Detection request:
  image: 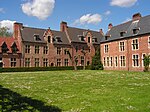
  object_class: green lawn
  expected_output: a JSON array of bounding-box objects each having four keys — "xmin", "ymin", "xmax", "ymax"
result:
[{"xmin": 0, "ymin": 70, "xmax": 150, "ymax": 112}]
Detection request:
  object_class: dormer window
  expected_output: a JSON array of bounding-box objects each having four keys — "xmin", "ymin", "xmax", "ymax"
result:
[
  {"xmin": 11, "ymin": 42, "xmax": 18, "ymax": 54},
  {"xmin": 120, "ymin": 31, "xmax": 126, "ymax": 37},
  {"xmin": 34, "ymin": 34, "xmax": 41, "ymax": 41},
  {"xmin": 78, "ymin": 35, "xmax": 85, "ymax": 41},
  {"xmin": 56, "ymin": 37, "xmax": 62, "ymax": 42},
  {"xmin": 92, "ymin": 38, "xmax": 97, "ymax": 43},
  {"xmin": 1, "ymin": 42, "xmax": 9, "ymax": 53},
  {"xmin": 105, "ymin": 35, "xmax": 110, "ymax": 40},
  {"xmin": 133, "ymin": 28, "xmax": 139, "ymax": 35}
]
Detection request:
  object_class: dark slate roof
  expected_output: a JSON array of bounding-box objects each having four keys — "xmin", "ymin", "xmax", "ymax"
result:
[
  {"xmin": 21, "ymin": 27, "xmax": 46, "ymax": 43},
  {"xmin": 101, "ymin": 15, "xmax": 150, "ymax": 42},
  {"xmin": 51, "ymin": 30, "xmax": 70, "ymax": 45},
  {"xmin": 67, "ymin": 27, "xmax": 103, "ymax": 44},
  {"xmin": 20, "ymin": 26, "xmax": 70, "ymax": 44}
]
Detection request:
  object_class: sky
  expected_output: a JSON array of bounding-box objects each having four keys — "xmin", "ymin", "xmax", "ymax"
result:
[{"xmin": 0, "ymin": 0, "xmax": 150, "ymax": 33}]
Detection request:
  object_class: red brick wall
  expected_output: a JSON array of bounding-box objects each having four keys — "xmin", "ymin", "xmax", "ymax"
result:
[{"xmin": 101, "ymin": 35, "xmax": 150, "ymax": 71}]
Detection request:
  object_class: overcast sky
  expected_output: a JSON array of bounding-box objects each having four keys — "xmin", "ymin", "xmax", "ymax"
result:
[{"xmin": 0, "ymin": 0, "xmax": 149, "ymax": 33}]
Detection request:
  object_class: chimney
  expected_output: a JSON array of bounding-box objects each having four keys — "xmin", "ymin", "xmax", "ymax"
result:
[
  {"xmin": 99, "ymin": 29, "xmax": 104, "ymax": 35},
  {"xmin": 13, "ymin": 22, "xmax": 23, "ymax": 40},
  {"xmin": 132, "ymin": 13, "xmax": 142, "ymax": 21},
  {"xmin": 108, "ymin": 23, "xmax": 113, "ymax": 30},
  {"xmin": 60, "ymin": 21, "xmax": 67, "ymax": 32}
]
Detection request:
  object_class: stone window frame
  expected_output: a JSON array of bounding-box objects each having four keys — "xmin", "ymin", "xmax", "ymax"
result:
[
  {"xmin": 120, "ymin": 55, "xmax": 126, "ymax": 67},
  {"xmin": 132, "ymin": 38, "xmax": 139, "ymax": 50},
  {"xmin": 25, "ymin": 58, "xmax": 30, "ymax": 67},
  {"xmin": 132, "ymin": 54, "xmax": 140, "ymax": 67},
  {"xmin": 104, "ymin": 44, "xmax": 109, "ymax": 53},
  {"xmin": 10, "ymin": 58, "xmax": 16, "ymax": 67},
  {"xmin": 119, "ymin": 41, "xmax": 125, "ymax": 52}
]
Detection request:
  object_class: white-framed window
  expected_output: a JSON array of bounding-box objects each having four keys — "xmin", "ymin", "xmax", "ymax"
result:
[
  {"xmin": 57, "ymin": 47, "xmax": 61, "ymax": 55},
  {"xmin": 119, "ymin": 41, "xmax": 125, "ymax": 52},
  {"xmin": 35, "ymin": 58, "xmax": 39, "ymax": 67},
  {"xmin": 120, "ymin": 56, "xmax": 126, "ymax": 67},
  {"xmin": 57, "ymin": 59, "xmax": 61, "ymax": 66},
  {"xmin": 132, "ymin": 39, "xmax": 139, "ymax": 50},
  {"xmin": 110, "ymin": 57, "xmax": 113, "ymax": 67},
  {"xmin": 64, "ymin": 59, "xmax": 69, "ymax": 66},
  {"xmin": 104, "ymin": 44, "xmax": 109, "ymax": 53},
  {"xmin": 148, "ymin": 36, "xmax": 150, "ymax": 48},
  {"xmin": 132, "ymin": 54, "xmax": 139, "ymax": 67},
  {"xmin": 103, "ymin": 57, "xmax": 106, "ymax": 66},
  {"xmin": 107, "ymin": 57, "xmax": 109, "ymax": 66},
  {"xmin": 35, "ymin": 46, "xmax": 40, "ymax": 54},
  {"xmin": 43, "ymin": 58, "xmax": 48, "ymax": 67},
  {"xmin": 25, "ymin": 58, "xmax": 30, "ymax": 67},
  {"xmin": 81, "ymin": 56, "xmax": 84, "ymax": 66},
  {"xmin": 142, "ymin": 53, "xmax": 146, "ymax": 67},
  {"xmin": 43, "ymin": 46, "xmax": 48, "ymax": 54},
  {"xmin": 11, "ymin": 58, "xmax": 16, "ymax": 67},
  {"xmin": 114, "ymin": 56, "xmax": 118, "ymax": 67},
  {"xmin": 25, "ymin": 45, "xmax": 30, "ymax": 53}
]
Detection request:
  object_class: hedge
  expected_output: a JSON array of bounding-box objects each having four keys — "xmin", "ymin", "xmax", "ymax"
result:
[{"xmin": 0, "ymin": 66, "xmax": 90, "ymax": 73}]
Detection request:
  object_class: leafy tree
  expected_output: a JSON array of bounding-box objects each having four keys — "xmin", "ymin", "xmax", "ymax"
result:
[
  {"xmin": 64, "ymin": 49, "xmax": 78, "ymax": 70},
  {"xmin": 144, "ymin": 55, "xmax": 150, "ymax": 72},
  {"xmin": 0, "ymin": 27, "xmax": 12, "ymax": 37},
  {"xmin": 91, "ymin": 48, "xmax": 103, "ymax": 70}
]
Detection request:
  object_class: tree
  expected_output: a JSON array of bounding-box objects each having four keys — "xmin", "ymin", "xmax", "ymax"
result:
[
  {"xmin": 91, "ymin": 48, "xmax": 103, "ymax": 70},
  {"xmin": 64, "ymin": 49, "xmax": 78, "ymax": 70},
  {"xmin": 144, "ymin": 55, "xmax": 150, "ymax": 72},
  {"xmin": 81, "ymin": 49, "xmax": 87, "ymax": 70},
  {"xmin": 0, "ymin": 27, "xmax": 12, "ymax": 37}
]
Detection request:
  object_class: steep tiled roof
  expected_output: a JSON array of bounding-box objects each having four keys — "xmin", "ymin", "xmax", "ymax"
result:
[
  {"xmin": 0, "ymin": 37, "xmax": 21, "ymax": 53},
  {"xmin": 20, "ymin": 26, "xmax": 70, "ymax": 45},
  {"xmin": 20, "ymin": 27, "xmax": 46, "ymax": 43},
  {"xmin": 101, "ymin": 15, "xmax": 150, "ymax": 42},
  {"xmin": 51, "ymin": 30, "xmax": 70, "ymax": 45},
  {"xmin": 67, "ymin": 27, "xmax": 103, "ymax": 44}
]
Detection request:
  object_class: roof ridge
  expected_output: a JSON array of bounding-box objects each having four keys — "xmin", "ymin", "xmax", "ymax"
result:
[
  {"xmin": 111, "ymin": 14, "xmax": 150, "ymax": 29},
  {"xmin": 23, "ymin": 26, "xmax": 46, "ymax": 30},
  {"xmin": 68, "ymin": 26, "xmax": 99, "ymax": 33}
]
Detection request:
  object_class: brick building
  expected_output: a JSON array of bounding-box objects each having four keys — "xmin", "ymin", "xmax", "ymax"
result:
[
  {"xmin": 0, "ymin": 21, "xmax": 103, "ymax": 68},
  {"xmin": 101, "ymin": 13, "xmax": 150, "ymax": 71},
  {"xmin": 0, "ymin": 37, "xmax": 22, "ymax": 67},
  {"xmin": 0, "ymin": 13, "xmax": 149, "ymax": 71}
]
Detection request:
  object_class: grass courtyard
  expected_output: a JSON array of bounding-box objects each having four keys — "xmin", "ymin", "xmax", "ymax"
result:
[{"xmin": 0, "ymin": 70, "xmax": 150, "ymax": 112}]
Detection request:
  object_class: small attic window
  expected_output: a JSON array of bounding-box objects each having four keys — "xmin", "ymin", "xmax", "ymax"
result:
[
  {"xmin": 78, "ymin": 35, "xmax": 85, "ymax": 41},
  {"xmin": 34, "ymin": 34, "xmax": 41, "ymax": 41},
  {"xmin": 1, "ymin": 42, "xmax": 9, "ymax": 53},
  {"xmin": 55, "ymin": 37, "xmax": 62, "ymax": 42},
  {"xmin": 11, "ymin": 42, "xmax": 19, "ymax": 54},
  {"xmin": 92, "ymin": 38, "xmax": 97, "ymax": 43},
  {"xmin": 133, "ymin": 28, "xmax": 139, "ymax": 35},
  {"xmin": 120, "ymin": 31, "xmax": 126, "ymax": 37}
]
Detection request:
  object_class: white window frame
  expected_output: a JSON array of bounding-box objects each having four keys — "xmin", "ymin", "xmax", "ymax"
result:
[
  {"xmin": 132, "ymin": 54, "xmax": 140, "ymax": 67},
  {"xmin": 132, "ymin": 38, "xmax": 139, "ymax": 50},
  {"xmin": 120, "ymin": 56, "xmax": 126, "ymax": 67},
  {"xmin": 119, "ymin": 41, "xmax": 125, "ymax": 52},
  {"xmin": 104, "ymin": 44, "xmax": 109, "ymax": 53},
  {"xmin": 114, "ymin": 56, "xmax": 118, "ymax": 67},
  {"xmin": 142, "ymin": 53, "xmax": 146, "ymax": 67},
  {"xmin": 148, "ymin": 36, "xmax": 150, "ymax": 49},
  {"xmin": 110, "ymin": 57, "xmax": 113, "ymax": 67}
]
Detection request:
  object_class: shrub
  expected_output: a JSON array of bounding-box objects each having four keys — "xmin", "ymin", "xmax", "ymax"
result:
[
  {"xmin": 144, "ymin": 55, "xmax": 150, "ymax": 72},
  {"xmin": 91, "ymin": 48, "xmax": 103, "ymax": 70}
]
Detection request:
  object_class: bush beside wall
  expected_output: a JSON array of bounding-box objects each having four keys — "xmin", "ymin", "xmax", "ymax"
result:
[{"xmin": 0, "ymin": 66, "xmax": 90, "ymax": 73}]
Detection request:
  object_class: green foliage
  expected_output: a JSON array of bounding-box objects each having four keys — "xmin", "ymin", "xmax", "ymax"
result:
[
  {"xmin": 91, "ymin": 48, "xmax": 103, "ymax": 70},
  {"xmin": 144, "ymin": 55, "xmax": 150, "ymax": 72},
  {"xmin": 0, "ymin": 66, "xmax": 89, "ymax": 73},
  {"xmin": 0, "ymin": 27, "xmax": 13, "ymax": 37}
]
